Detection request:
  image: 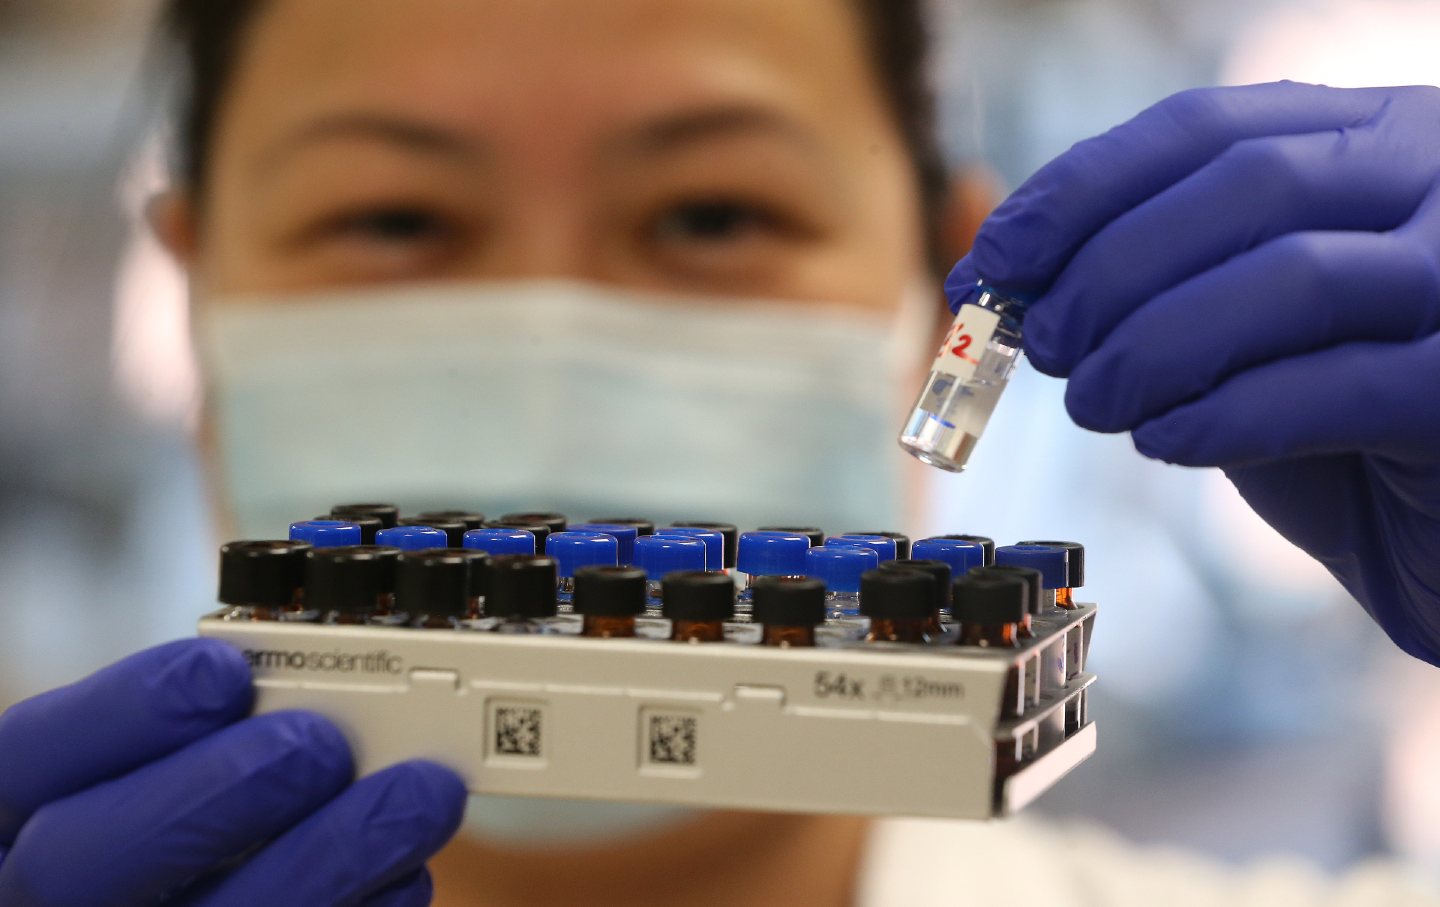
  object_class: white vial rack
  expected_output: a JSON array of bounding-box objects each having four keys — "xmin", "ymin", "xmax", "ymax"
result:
[{"xmin": 197, "ymin": 603, "xmax": 1096, "ymax": 820}]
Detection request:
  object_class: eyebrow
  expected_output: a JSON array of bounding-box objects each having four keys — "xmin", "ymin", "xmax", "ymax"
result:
[
  {"xmin": 255, "ymin": 113, "xmax": 486, "ymax": 176},
  {"xmin": 612, "ymin": 104, "xmax": 824, "ymax": 158}
]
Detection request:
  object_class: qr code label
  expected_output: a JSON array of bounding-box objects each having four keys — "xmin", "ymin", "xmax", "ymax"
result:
[
  {"xmin": 494, "ymin": 706, "xmax": 542, "ymax": 757},
  {"xmin": 647, "ymin": 714, "xmax": 698, "ymax": 766}
]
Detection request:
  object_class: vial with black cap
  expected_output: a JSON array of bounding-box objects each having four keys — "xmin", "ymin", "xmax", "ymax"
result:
[
  {"xmin": 397, "ymin": 549, "xmax": 471, "ymax": 629},
  {"xmin": 880, "ymin": 558, "xmax": 952, "ymax": 634},
  {"xmin": 671, "ymin": 521, "xmax": 739, "ymax": 570},
  {"xmin": 415, "ymin": 510, "xmax": 488, "ymax": 530},
  {"xmin": 329, "ymin": 503, "xmax": 400, "ymax": 530},
  {"xmin": 217, "ymin": 540, "xmax": 310, "ymax": 621},
  {"xmin": 573, "ymin": 565, "xmax": 647, "ymax": 638},
  {"xmin": 974, "ymin": 564, "xmax": 1043, "ymax": 638},
  {"xmin": 752, "ymin": 576, "xmax": 826, "ymax": 648},
  {"xmin": 663, "ymin": 571, "xmax": 735, "ymax": 643},
  {"xmin": 484, "ymin": 554, "xmax": 559, "ymax": 634},
  {"xmin": 306, "ymin": 545, "xmax": 403, "ymax": 625},
  {"xmin": 500, "ymin": 512, "xmax": 568, "ymax": 534},
  {"xmin": 861, "ymin": 569, "xmax": 935, "ymax": 644},
  {"xmin": 953, "ymin": 571, "xmax": 1028, "ymax": 719}
]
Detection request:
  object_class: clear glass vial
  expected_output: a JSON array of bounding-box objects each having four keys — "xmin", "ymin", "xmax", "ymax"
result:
[{"xmin": 899, "ymin": 285, "xmax": 1027, "ymax": 472}]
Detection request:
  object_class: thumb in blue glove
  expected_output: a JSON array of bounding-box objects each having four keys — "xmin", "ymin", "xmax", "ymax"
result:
[
  {"xmin": 0, "ymin": 638, "xmax": 468, "ymax": 906},
  {"xmin": 947, "ymin": 82, "xmax": 1440, "ymax": 663}
]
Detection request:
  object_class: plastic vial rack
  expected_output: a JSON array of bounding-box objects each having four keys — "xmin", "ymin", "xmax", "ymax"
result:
[{"xmin": 197, "ymin": 603, "xmax": 1096, "ymax": 819}]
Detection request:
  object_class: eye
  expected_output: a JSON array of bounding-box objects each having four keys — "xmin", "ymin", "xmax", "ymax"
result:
[
  {"xmin": 652, "ymin": 199, "xmax": 775, "ymax": 244},
  {"xmin": 332, "ymin": 205, "xmax": 454, "ymax": 243}
]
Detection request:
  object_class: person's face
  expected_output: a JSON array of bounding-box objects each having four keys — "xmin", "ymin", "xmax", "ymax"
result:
[{"xmin": 177, "ymin": 0, "xmax": 928, "ymax": 312}]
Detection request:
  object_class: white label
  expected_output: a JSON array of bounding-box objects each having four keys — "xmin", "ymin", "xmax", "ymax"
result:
[{"xmin": 930, "ymin": 304, "xmax": 1001, "ymax": 382}]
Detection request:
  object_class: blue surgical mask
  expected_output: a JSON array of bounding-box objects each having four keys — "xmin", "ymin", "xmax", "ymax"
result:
[{"xmin": 194, "ymin": 278, "xmax": 928, "ymax": 845}]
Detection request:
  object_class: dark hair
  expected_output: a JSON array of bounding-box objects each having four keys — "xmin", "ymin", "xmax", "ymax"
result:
[{"xmin": 163, "ymin": 0, "xmax": 948, "ymax": 262}]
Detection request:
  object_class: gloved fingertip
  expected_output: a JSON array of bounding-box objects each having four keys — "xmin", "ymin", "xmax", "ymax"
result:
[
  {"xmin": 1131, "ymin": 416, "xmax": 1200, "ymax": 466},
  {"xmin": 1062, "ymin": 369, "xmax": 1124, "ymax": 434},
  {"xmin": 264, "ymin": 710, "xmax": 356, "ymax": 780},
  {"xmin": 153, "ymin": 638, "xmax": 254, "ymax": 722},
  {"xmin": 373, "ymin": 761, "xmax": 469, "ymax": 843}
]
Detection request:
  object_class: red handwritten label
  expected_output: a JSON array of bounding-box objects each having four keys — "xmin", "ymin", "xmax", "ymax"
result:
[{"xmin": 931, "ymin": 305, "xmax": 1001, "ymax": 381}]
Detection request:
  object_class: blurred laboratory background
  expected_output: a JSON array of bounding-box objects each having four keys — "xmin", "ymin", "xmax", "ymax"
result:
[{"xmin": 4, "ymin": 0, "xmax": 1440, "ymax": 878}]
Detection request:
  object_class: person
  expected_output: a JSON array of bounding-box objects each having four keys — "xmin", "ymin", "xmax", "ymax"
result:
[{"xmin": 1, "ymin": 0, "xmax": 1438, "ymax": 904}]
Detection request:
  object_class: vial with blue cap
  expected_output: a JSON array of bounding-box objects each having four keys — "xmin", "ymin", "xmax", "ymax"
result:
[
  {"xmin": 1016, "ymin": 540, "xmax": 1085, "ymax": 609},
  {"xmin": 736, "ymin": 531, "xmax": 811, "ymax": 613},
  {"xmin": 659, "ymin": 527, "xmax": 727, "ymax": 574},
  {"xmin": 463, "ymin": 527, "xmax": 537, "ymax": 557},
  {"xmin": 546, "ymin": 531, "xmax": 620, "ymax": 608},
  {"xmin": 912, "ymin": 537, "xmax": 985, "ymax": 578},
  {"xmin": 899, "ymin": 283, "xmax": 1029, "ymax": 472},
  {"xmin": 826, "ymin": 534, "xmax": 897, "ymax": 563},
  {"xmin": 635, "ymin": 534, "xmax": 708, "ymax": 609},
  {"xmin": 805, "ymin": 544, "xmax": 878, "ymax": 619},
  {"xmin": 289, "ymin": 520, "xmax": 362, "ymax": 549},
  {"xmin": 374, "ymin": 525, "xmax": 450, "ymax": 552},
  {"xmin": 994, "ymin": 544, "xmax": 1069, "ymax": 613},
  {"xmin": 570, "ymin": 523, "xmax": 641, "ymax": 565},
  {"xmin": 671, "ymin": 521, "xmax": 739, "ymax": 570},
  {"xmin": 397, "ymin": 517, "xmax": 467, "ymax": 547}
]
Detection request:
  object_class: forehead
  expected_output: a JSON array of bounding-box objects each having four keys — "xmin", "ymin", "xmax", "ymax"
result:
[{"xmin": 224, "ymin": 0, "xmax": 881, "ymax": 146}]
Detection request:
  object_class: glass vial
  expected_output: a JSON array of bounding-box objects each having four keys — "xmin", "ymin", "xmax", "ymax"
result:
[
  {"xmin": 756, "ymin": 526, "xmax": 825, "ymax": 546},
  {"xmin": 736, "ymin": 532, "xmax": 812, "ymax": 612},
  {"xmin": 573, "ymin": 565, "xmax": 647, "ymax": 638},
  {"xmin": 396, "ymin": 549, "xmax": 471, "ymax": 629},
  {"xmin": 306, "ymin": 545, "xmax": 403, "ymax": 625},
  {"xmin": 329, "ymin": 502, "xmax": 400, "ymax": 530},
  {"xmin": 899, "ymin": 285, "xmax": 1028, "ymax": 472},
  {"xmin": 671, "ymin": 521, "xmax": 739, "ymax": 571},
  {"xmin": 375, "ymin": 525, "xmax": 450, "ymax": 552},
  {"xmin": 880, "ymin": 558, "xmax": 952, "ymax": 635},
  {"xmin": 974, "ymin": 565, "xmax": 1043, "ymax": 637},
  {"xmin": 1016, "ymin": 540, "xmax": 1085, "ymax": 609},
  {"xmin": 805, "ymin": 544, "xmax": 878, "ymax": 619},
  {"xmin": 656, "ymin": 527, "xmax": 727, "ymax": 574},
  {"xmin": 500, "ymin": 512, "xmax": 569, "ymax": 534},
  {"xmin": 314, "ymin": 514, "xmax": 382, "ymax": 545},
  {"xmin": 636, "ymin": 535, "xmax": 709, "ymax": 607},
  {"xmin": 484, "ymin": 554, "xmax": 560, "ymax": 633},
  {"xmin": 463, "ymin": 527, "xmax": 538, "ymax": 557},
  {"xmin": 995, "ymin": 545, "xmax": 1068, "ymax": 614},
  {"xmin": 414, "ymin": 510, "xmax": 488, "ymax": 530},
  {"xmin": 861, "ymin": 569, "xmax": 936, "ymax": 643},
  {"xmin": 546, "ymin": 531, "xmax": 620, "ymax": 608},
  {"xmin": 752, "ymin": 576, "xmax": 826, "ymax": 647},
  {"xmin": 662, "ymin": 570, "xmax": 736, "ymax": 642},
  {"xmin": 826, "ymin": 534, "xmax": 898, "ymax": 563},
  {"xmin": 845, "ymin": 531, "xmax": 912, "ymax": 560},
  {"xmin": 217, "ymin": 539, "xmax": 311, "ymax": 621},
  {"xmin": 396, "ymin": 517, "xmax": 468, "ymax": 547},
  {"xmin": 953, "ymin": 572, "xmax": 1028, "ymax": 720},
  {"xmin": 587, "ymin": 516, "xmax": 656, "ymax": 537}
]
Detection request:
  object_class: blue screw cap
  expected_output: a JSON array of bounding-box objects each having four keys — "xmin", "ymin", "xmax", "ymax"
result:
[
  {"xmin": 737, "ymin": 531, "xmax": 811, "ymax": 577},
  {"xmin": 805, "ymin": 545, "xmax": 879, "ymax": 594},
  {"xmin": 373, "ymin": 525, "xmax": 449, "ymax": 551},
  {"xmin": 570, "ymin": 523, "xmax": 641, "ymax": 565},
  {"xmin": 288, "ymin": 520, "xmax": 362, "ymax": 549},
  {"xmin": 462, "ymin": 527, "xmax": 537, "ymax": 557},
  {"xmin": 635, "ymin": 534, "xmax": 707, "ymax": 578},
  {"xmin": 912, "ymin": 538, "xmax": 987, "ymax": 578},
  {"xmin": 545, "ymin": 531, "xmax": 620, "ymax": 578},
  {"xmin": 827, "ymin": 534, "xmax": 897, "ymax": 562},
  {"xmin": 657, "ymin": 527, "xmax": 725, "ymax": 571},
  {"xmin": 994, "ymin": 544, "xmax": 1069, "ymax": 589}
]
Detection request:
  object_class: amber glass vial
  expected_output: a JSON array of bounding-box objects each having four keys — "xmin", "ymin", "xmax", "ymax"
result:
[
  {"xmin": 217, "ymin": 539, "xmax": 312, "ymax": 621},
  {"xmin": 971, "ymin": 565, "xmax": 1042, "ymax": 638},
  {"xmin": 662, "ymin": 570, "xmax": 735, "ymax": 642},
  {"xmin": 879, "ymin": 559, "xmax": 952, "ymax": 635},
  {"xmin": 752, "ymin": 576, "xmax": 826, "ymax": 647},
  {"xmin": 1016, "ymin": 539, "xmax": 1085, "ymax": 609},
  {"xmin": 395, "ymin": 549, "xmax": 471, "ymax": 629},
  {"xmin": 573, "ymin": 565, "xmax": 647, "ymax": 638},
  {"xmin": 306, "ymin": 545, "xmax": 403, "ymax": 624},
  {"xmin": 860, "ymin": 569, "xmax": 936, "ymax": 643}
]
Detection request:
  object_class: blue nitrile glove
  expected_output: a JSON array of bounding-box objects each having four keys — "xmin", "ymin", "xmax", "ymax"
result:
[
  {"xmin": 947, "ymin": 82, "xmax": 1440, "ymax": 664},
  {"xmin": 0, "ymin": 638, "xmax": 467, "ymax": 906}
]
